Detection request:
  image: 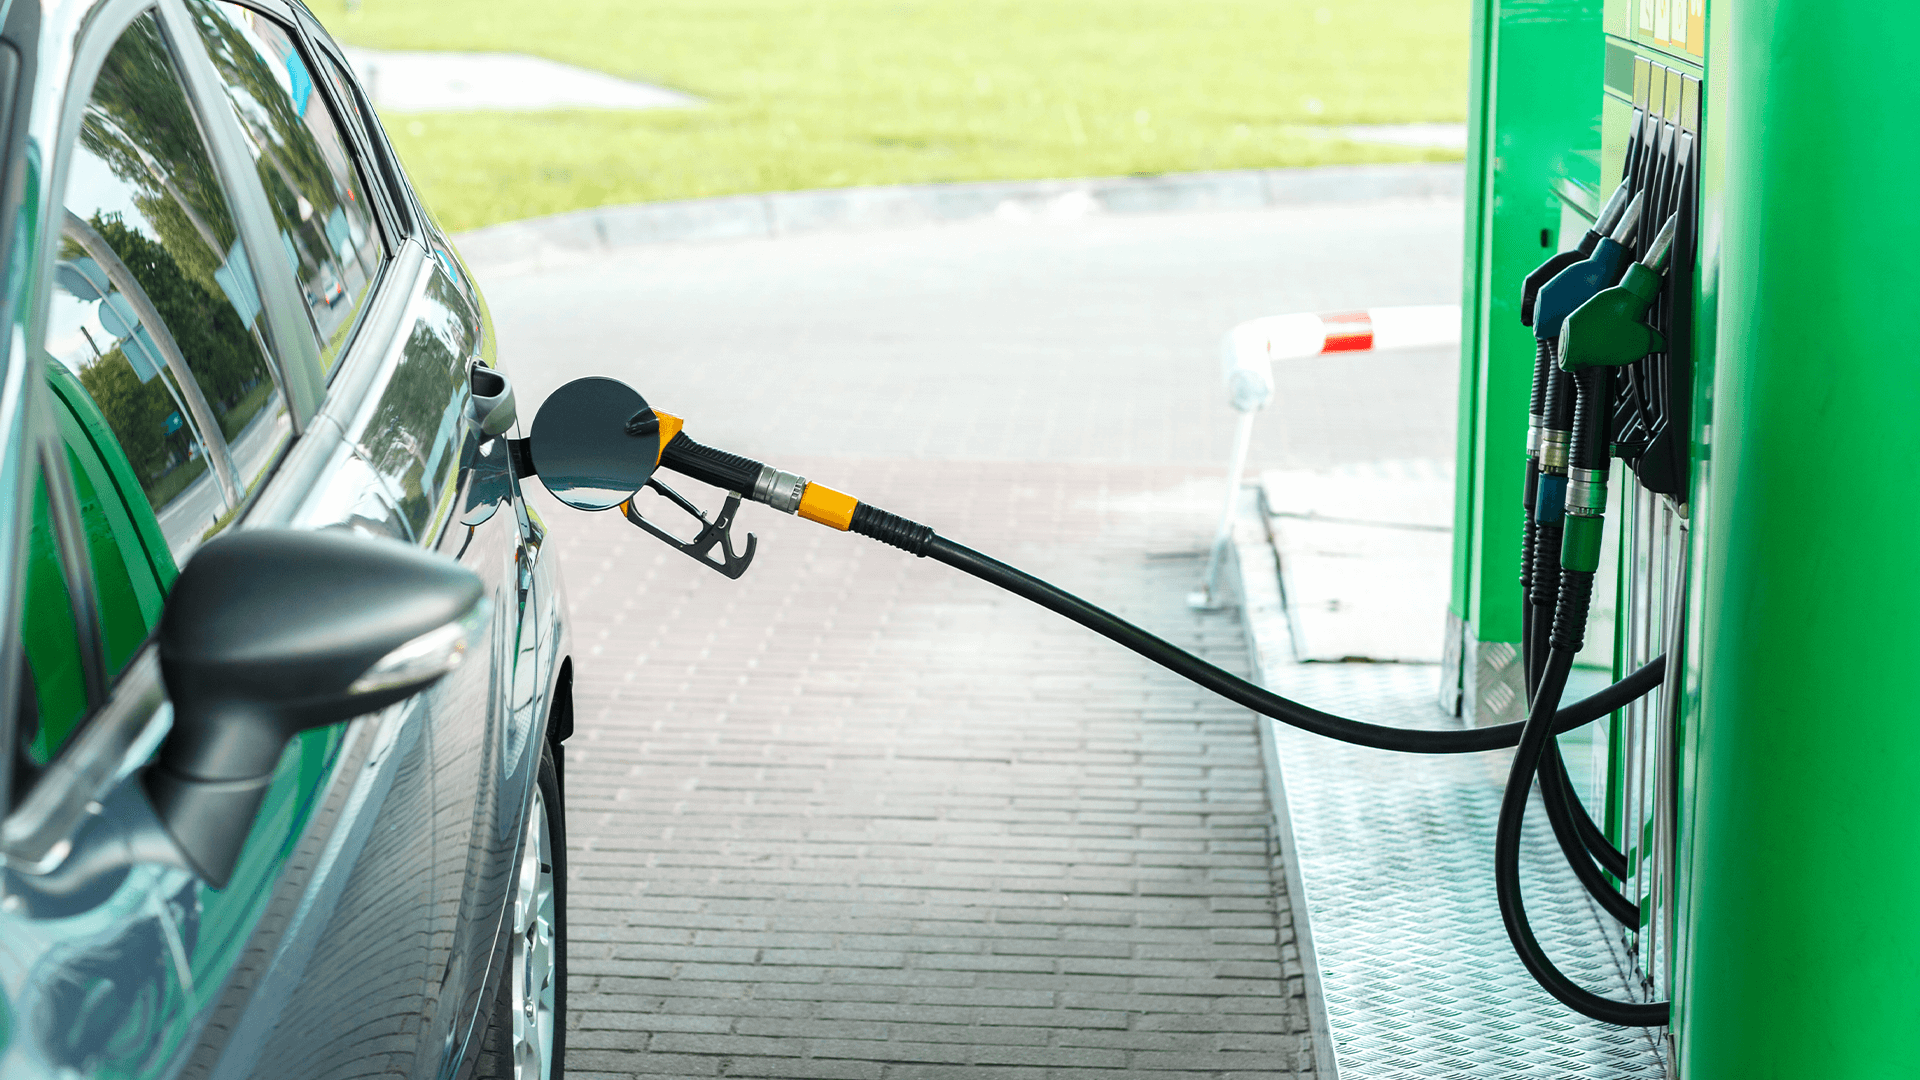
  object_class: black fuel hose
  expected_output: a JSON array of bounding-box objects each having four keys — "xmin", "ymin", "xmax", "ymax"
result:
[
  {"xmin": 840, "ymin": 503, "xmax": 1664, "ymax": 755},
  {"xmin": 1535, "ymin": 740, "xmax": 1637, "ymax": 923},
  {"xmin": 1542, "ymin": 738, "xmax": 1630, "ymax": 879},
  {"xmin": 651, "ymin": 433, "xmax": 1669, "ymax": 1023},
  {"xmin": 1498, "ymin": 608, "xmax": 1668, "ymax": 1026}
]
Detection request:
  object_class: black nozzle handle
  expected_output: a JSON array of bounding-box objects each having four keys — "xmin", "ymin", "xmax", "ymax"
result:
[{"xmin": 660, "ymin": 432, "xmax": 765, "ymax": 495}]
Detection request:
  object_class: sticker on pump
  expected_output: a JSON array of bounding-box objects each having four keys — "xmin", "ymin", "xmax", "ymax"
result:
[
  {"xmin": 1639, "ymin": 0, "xmax": 1654, "ymax": 31},
  {"xmin": 1652, "ymin": 0, "xmax": 1671, "ymax": 42}
]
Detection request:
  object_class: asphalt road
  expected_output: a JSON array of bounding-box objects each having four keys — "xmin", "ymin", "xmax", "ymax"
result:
[{"xmin": 480, "ymin": 197, "xmax": 1462, "ymax": 473}]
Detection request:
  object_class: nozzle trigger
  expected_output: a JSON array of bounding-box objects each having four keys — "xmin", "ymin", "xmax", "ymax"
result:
[{"xmin": 622, "ymin": 478, "xmax": 758, "ymax": 579}]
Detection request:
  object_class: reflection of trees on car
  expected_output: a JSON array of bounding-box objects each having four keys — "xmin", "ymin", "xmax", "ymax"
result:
[
  {"xmin": 369, "ymin": 321, "xmax": 461, "ymax": 533},
  {"xmin": 67, "ymin": 12, "xmax": 282, "ymax": 511},
  {"xmin": 81, "ymin": 16, "xmax": 236, "ymax": 302},
  {"xmin": 363, "ymin": 275, "xmax": 476, "ymax": 539},
  {"xmin": 74, "ymin": 215, "xmax": 268, "ymax": 502},
  {"xmin": 188, "ymin": 2, "xmax": 372, "ymax": 305}
]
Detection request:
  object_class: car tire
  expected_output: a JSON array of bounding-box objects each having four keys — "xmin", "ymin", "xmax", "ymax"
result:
[{"xmin": 475, "ymin": 740, "xmax": 567, "ymax": 1080}]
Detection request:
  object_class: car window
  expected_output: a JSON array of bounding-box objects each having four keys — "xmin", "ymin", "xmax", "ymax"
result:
[
  {"xmin": 187, "ymin": 1, "xmax": 384, "ymax": 374},
  {"xmin": 42, "ymin": 11, "xmax": 291, "ymax": 565}
]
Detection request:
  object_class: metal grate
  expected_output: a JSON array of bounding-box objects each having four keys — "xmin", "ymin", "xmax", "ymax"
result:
[{"xmin": 1234, "ymin": 513, "xmax": 1667, "ymax": 1077}]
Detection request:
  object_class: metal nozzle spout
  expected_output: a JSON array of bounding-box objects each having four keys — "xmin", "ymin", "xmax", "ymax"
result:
[
  {"xmin": 1641, "ymin": 213, "xmax": 1678, "ymax": 273},
  {"xmin": 1609, "ymin": 191, "xmax": 1646, "ymax": 245},
  {"xmin": 1593, "ymin": 180, "xmax": 1632, "ymax": 236}
]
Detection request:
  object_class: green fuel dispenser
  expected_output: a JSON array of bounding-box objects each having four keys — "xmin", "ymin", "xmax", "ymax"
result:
[{"xmin": 1455, "ymin": 0, "xmax": 1920, "ymax": 1073}]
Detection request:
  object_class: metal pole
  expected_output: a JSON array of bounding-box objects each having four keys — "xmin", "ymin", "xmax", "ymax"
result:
[{"xmin": 1190, "ymin": 409, "xmax": 1257, "ymax": 610}]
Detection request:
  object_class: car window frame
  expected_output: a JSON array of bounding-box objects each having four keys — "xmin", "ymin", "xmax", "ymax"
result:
[
  {"xmin": 195, "ymin": 0, "xmax": 405, "ymax": 380},
  {"xmin": 159, "ymin": 0, "xmax": 328, "ymax": 425},
  {"xmin": 286, "ymin": 4, "xmax": 424, "ymax": 245}
]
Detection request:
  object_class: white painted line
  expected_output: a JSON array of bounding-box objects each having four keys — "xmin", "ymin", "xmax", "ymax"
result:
[
  {"xmin": 340, "ymin": 47, "xmax": 701, "ymax": 113},
  {"xmin": 1340, "ymin": 122, "xmax": 1468, "ymax": 149}
]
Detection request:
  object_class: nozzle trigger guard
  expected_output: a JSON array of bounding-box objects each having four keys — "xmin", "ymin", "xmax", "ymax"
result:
[{"xmin": 622, "ymin": 478, "xmax": 757, "ymax": 579}]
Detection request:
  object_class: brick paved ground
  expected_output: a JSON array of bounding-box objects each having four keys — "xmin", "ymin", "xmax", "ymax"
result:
[
  {"xmin": 479, "ymin": 195, "xmax": 1463, "ymax": 1078},
  {"xmin": 546, "ymin": 459, "xmax": 1311, "ymax": 1078}
]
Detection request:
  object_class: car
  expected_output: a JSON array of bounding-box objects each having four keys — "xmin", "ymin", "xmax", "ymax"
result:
[{"xmin": 0, "ymin": 2, "xmax": 572, "ymax": 1078}]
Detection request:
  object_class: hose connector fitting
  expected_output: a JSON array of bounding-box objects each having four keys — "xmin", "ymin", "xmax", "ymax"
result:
[
  {"xmin": 753, "ymin": 466, "xmax": 809, "ymax": 513},
  {"xmin": 1566, "ymin": 466, "xmax": 1609, "ymax": 516},
  {"xmin": 1538, "ymin": 429, "xmax": 1571, "ymax": 473}
]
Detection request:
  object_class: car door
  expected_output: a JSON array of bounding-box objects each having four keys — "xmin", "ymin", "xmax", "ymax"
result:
[
  {"xmin": 171, "ymin": 3, "xmax": 549, "ymax": 1076},
  {"xmin": 0, "ymin": 4, "xmax": 359, "ymax": 1077},
  {"xmin": 0, "ymin": 0, "xmax": 552, "ymax": 1074}
]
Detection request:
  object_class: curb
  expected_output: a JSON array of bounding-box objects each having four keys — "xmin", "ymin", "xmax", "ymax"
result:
[{"xmin": 451, "ymin": 162, "xmax": 1463, "ymax": 267}]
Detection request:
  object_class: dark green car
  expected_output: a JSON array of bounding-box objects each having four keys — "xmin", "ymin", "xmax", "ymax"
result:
[{"xmin": 0, "ymin": 1, "xmax": 572, "ymax": 1077}]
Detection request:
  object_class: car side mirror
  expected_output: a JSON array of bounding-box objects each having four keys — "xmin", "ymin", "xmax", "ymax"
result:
[{"xmin": 145, "ymin": 528, "xmax": 486, "ymax": 887}]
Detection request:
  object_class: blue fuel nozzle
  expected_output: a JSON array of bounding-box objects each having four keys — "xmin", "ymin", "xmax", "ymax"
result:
[
  {"xmin": 1533, "ymin": 190, "xmax": 1645, "ymax": 340},
  {"xmin": 1519, "ymin": 181, "xmax": 1633, "ymax": 327}
]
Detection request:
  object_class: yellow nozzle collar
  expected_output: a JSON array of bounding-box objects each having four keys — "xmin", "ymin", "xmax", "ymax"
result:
[
  {"xmin": 651, "ymin": 410, "xmax": 685, "ymax": 465},
  {"xmin": 798, "ymin": 483, "xmax": 858, "ymax": 531}
]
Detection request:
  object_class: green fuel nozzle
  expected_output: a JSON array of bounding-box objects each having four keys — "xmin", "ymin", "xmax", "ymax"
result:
[
  {"xmin": 1520, "ymin": 181, "xmax": 1634, "ymax": 327},
  {"xmin": 1556, "ymin": 212, "xmax": 1677, "ymax": 372},
  {"xmin": 1532, "ymin": 189, "xmax": 1645, "ymax": 340}
]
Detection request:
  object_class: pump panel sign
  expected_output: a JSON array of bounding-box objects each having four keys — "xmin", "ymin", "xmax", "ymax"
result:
[{"xmin": 1640, "ymin": 0, "xmax": 1704, "ymax": 57}]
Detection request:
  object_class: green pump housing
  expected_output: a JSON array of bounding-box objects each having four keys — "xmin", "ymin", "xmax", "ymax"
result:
[{"xmin": 1447, "ymin": 0, "xmax": 1920, "ymax": 1073}]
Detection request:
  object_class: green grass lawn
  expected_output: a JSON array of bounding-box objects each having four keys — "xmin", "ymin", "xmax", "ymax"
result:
[{"xmin": 311, "ymin": 0, "xmax": 1469, "ymax": 232}]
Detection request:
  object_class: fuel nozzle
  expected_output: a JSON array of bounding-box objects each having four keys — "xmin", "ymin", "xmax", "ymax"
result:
[
  {"xmin": 1556, "ymin": 211, "xmax": 1678, "ymax": 372},
  {"xmin": 1532, "ymin": 190, "xmax": 1645, "ymax": 341},
  {"xmin": 1520, "ymin": 180, "xmax": 1634, "ymax": 327},
  {"xmin": 656, "ymin": 430, "xmax": 860, "ymax": 529}
]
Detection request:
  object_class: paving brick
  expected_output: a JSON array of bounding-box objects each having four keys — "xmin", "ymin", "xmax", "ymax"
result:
[
  {"xmin": 723, "ymin": 1058, "xmax": 886, "ymax": 1079},
  {"xmin": 543, "ymin": 459, "xmax": 1315, "ymax": 1076}
]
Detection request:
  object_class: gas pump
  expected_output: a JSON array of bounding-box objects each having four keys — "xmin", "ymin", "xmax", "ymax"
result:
[{"xmin": 1500, "ymin": 25, "xmax": 1704, "ymax": 1035}]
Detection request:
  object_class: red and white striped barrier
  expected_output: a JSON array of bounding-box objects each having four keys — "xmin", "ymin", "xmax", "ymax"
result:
[
  {"xmin": 1221, "ymin": 304, "xmax": 1461, "ymax": 412},
  {"xmin": 1194, "ymin": 304, "xmax": 1461, "ymax": 608}
]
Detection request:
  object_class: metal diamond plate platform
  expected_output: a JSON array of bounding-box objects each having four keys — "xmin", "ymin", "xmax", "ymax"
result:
[{"xmin": 1228, "ymin": 499, "xmax": 1668, "ymax": 1079}]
